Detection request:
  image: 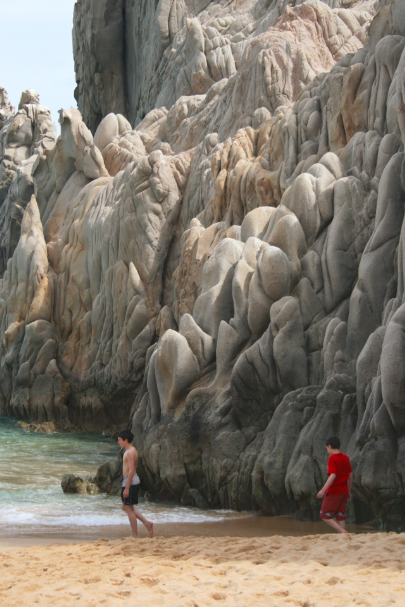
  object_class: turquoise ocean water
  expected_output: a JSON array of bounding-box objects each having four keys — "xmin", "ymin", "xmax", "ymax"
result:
[{"xmin": 0, "ymin": 418, "xmax": 240, "ymax": 538}]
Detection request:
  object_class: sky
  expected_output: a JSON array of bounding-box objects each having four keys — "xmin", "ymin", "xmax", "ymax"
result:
[{"xmin": 0, "ymin": 0, "xmax": 77, "ymax": 130}]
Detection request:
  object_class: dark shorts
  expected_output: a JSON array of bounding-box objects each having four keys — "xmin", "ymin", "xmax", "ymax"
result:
[
  {"xmin": 320, "ymin": 493, "xmax": 348, "ymax": 521},
  {"xmin": 121, "ymin": 484, "xmax": 140, "ymax": 506}
]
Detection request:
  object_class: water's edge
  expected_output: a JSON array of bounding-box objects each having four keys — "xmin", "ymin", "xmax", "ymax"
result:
[{"xmin": 0, "ymin": 418, "xmax": 248, "ymax": 539}]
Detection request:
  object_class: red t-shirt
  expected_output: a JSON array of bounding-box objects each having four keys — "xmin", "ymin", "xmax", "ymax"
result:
[{"xmin": 326, "ymin": 453, "xmax": 352, "ymax": 495}]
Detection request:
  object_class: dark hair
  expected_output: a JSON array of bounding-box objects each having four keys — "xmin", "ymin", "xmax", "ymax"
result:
[
  {"xmin": 118, "ymin": 429, "xmax": 134, "ymax": 443},
  {"xmin": 326, "ymin": 436, "xmax": 340, "ymax": 449}
]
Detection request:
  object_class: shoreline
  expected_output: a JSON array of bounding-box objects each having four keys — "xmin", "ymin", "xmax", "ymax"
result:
[{"xmin": 0, "ymin": 514, "xmax": 377, "ymax": 550}]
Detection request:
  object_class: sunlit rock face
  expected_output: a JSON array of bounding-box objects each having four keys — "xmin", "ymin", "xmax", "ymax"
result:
[
  {"xmin": 73, "ymin": 0, "xmax": 373, "ymax": 130},
  {"xmin": 4, "ymin": 0, "xmax": 405, "ymax": 529},
  {"xmin": 0, "ymin": 89, "xmax": 56, "ymax": 275}
]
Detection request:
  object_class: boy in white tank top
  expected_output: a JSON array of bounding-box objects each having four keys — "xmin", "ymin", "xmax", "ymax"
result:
[{"xmin": 118, "ymin": 429, "xmax": 153, "ymax": 539}]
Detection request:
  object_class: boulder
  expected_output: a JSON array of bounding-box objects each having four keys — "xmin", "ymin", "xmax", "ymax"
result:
[{"xmin": 61, "ymin": 474, "xmax": 99, "ymax": 495}]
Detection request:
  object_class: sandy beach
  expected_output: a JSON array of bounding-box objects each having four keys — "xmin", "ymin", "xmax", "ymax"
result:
[{"xmin": 1, "ymin": 525, "xmax": 404, "ymax": 607}]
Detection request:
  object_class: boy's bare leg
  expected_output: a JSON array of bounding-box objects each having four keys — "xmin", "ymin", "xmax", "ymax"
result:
[
  {"xmin": 322, "ymin": 517, "xmax": 348, "ymax": 534},
  {"xmin": 123, "ymin": 505, "xmax": 138, "ymax": 538},
  {"xmin": 337, "ymin": 520, "xmax": 347, "ymax": 531},
  {"xmin": 134, "ymin": 508, "xmax": 154, "ymax": 537}
]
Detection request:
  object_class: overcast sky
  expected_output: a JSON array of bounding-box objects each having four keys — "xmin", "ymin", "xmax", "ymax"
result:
[{"xmin": 1, "ymin": 0, "xmax": 77, "ymax": 129}]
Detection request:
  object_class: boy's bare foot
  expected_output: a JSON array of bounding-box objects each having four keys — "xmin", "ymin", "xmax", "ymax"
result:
[{"xmin": 146, "ymin": 521, "xmax": 154, "ymax": 538}]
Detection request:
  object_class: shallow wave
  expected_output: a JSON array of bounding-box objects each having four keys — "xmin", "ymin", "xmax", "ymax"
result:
[{"xmin": 0, "ymin": 502, "xmax": 240, "ymax": 528}]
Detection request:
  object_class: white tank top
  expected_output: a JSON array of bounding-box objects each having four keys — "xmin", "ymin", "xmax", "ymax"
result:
[{"xmin": 122, "ymin": 474, "xmax": 140, "ymax": 487}]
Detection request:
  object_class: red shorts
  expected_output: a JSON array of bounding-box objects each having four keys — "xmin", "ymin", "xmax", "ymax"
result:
[{"xmin": 320, "ymin": 494, "xmax": 348, "ymax": 521}]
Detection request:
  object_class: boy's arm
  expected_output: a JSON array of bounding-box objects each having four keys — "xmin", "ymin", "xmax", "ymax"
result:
[
  {"xmin": 347, "ymin": 471, "xmax": 353, "ymax": 500},
  {"xmin": 316, "ymin": 474, "xmax": 336, "ymax": 499}
]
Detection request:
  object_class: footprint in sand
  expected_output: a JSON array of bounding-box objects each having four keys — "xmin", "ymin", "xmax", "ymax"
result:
[
  {"xmin": 139, "ymin": 577, "xmax": 159, "ymax": 587},
  {"xmin": 326, "ymin": 576, "xmax": 341, "ymax": 585},
  {"xmin": 211, "ymin": 592, "xmax": 226, "ymax": 600}
]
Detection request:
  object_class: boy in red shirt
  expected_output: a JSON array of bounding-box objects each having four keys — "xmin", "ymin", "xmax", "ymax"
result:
[{"xmin": 317, "ymin": 436, "xmax": 353, "ymax": 534}]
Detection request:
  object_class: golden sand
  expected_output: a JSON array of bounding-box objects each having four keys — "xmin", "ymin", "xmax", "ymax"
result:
[{"xmin": 1, "ymin": 533, "xmax": 405, "ymax": 606}]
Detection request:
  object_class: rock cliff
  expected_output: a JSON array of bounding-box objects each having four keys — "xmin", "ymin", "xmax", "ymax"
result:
[{"xmin": 3, "ymin": 0, "xmax": 405, "ymax": 529}]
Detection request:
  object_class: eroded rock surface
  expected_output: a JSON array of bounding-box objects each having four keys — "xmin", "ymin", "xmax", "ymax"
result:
[
  {"xmin": 61, "ymin": 473, "xmax": 99, "ymax": 495},
  {"xmin": 3, "ymin": 0, "xmax": 405, "ymax": 529}
]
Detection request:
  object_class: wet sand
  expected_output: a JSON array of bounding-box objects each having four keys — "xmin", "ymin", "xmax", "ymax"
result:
[
  {"xmin": 0, "ymin": 514, "xmax": 377, "ymax": 549},
  {"xmin": 1, "ymin": 528, "xmax": 404, "ymax": 607}
]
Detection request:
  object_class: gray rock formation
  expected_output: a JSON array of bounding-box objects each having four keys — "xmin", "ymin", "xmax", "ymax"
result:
[
  {"xmin": 61, "ymin": 473, "xmax": 99, "ymax": 495},
  {"xmin": 0, "ymin": 89, "xmax": 56, "ymax": 275},
  {"xmin": 94, "ymin": 449, "xmax": 124, "ymax": 496},
  {"xmin": 73, "ymin": 0, "xmax": 373, "ymax": 130},
  {"xmin": 4, "ymin": 0, "xmax": 405, "ymax": 529}
]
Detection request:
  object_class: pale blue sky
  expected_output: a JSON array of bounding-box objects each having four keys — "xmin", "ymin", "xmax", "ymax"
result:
[{"xmin": 0, "ymin": 0, "xmax": 77, "ymax": 129}]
